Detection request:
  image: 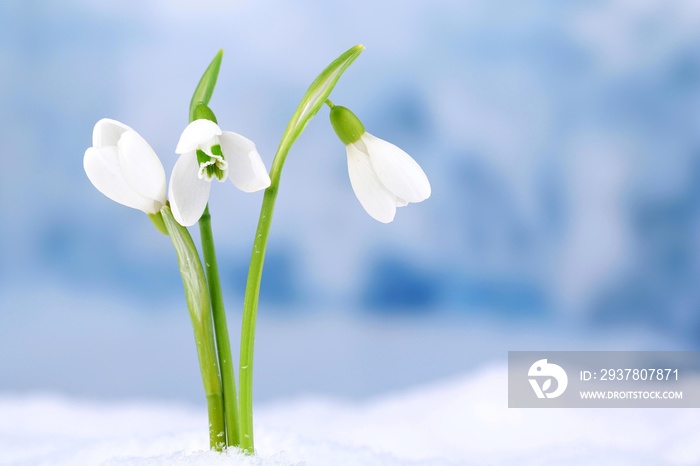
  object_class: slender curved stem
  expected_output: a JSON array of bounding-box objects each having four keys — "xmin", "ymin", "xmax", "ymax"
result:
[
  {"xmin": 238, "ymin": 44, "xmax": 364, "ymax": 454},
  {"xmin": 238, "ymin": 160, "xmax": 283, "ymax": 454},
  {"xmin": 199, "ymin": 204, "xmax": 240, "ymax": 447}
]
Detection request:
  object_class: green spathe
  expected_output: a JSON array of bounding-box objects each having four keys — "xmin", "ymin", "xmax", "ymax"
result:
[
  {"xmin": 189, "ymin": 50, "xmax": 223, "ymax": 123},
  {"xmin": 272, "ymin": 44, "xmax": 365, "ymax": 172},
  {"xmin": 329, "ymin": 105, "xmax": 365, "ymax": 145}
]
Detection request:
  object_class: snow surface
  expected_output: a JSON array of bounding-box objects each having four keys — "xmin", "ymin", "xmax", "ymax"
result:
[{"xmin": 2, "ymin": 365, "xmax": 699, "ymax": 466}]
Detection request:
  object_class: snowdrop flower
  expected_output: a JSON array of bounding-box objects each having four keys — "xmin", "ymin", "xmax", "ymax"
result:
[
  {"xmin": 169, "ymin": 111, "xmax": 271, "ymax": 226},
  {"xmin": 329, "ymin": 103, "xmax": 431, "ymax": 223},
  {"xmin": 83, "ymin": 119, "xmax": 167, "ymax": 214}
]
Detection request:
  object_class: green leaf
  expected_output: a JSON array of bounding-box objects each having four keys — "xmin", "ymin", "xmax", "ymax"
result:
[
  {"xmin": 189, "ymin": 49, "xmax": 224, "ymax": 123},
  {"xmin": 271, "ymin": 44, "xmax": 364, "ymax": 176},
  {"xmin": 161, "ymin": 206, "xmax": 209, "ymax": 323},
  {"xmin": 160, "ymin": 206, "xmax": 221, "ymax": 397}
]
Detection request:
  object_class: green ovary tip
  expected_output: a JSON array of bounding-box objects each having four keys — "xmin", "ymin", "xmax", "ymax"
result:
[{"xmin": 329, "ymin": 105, "xmax": 365, "ymax": 146}]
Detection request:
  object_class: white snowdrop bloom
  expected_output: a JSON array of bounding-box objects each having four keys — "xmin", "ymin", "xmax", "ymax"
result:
[
  {"xmin": 329, "ymin": 104, "xmax": 431, "ymax": 223},
  {"xmin": 169, "ymin": 117, "xmax": 271, "ymax": 227},
  {"xmin": 83, "ymin": 118, "xmax": 167, "ymax": 214}
]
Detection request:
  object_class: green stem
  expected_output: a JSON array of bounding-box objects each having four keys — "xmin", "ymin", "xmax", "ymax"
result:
[
  {"xmin": 238, "ymin": 184, "xmax": 279, "ymax": 453},
  {"xmin": 207, "ymin": 393, "xmax": 226, "ymax": 449},
  {"xmin": 240, "ymin": 158, "xmax": 284, "ymax": 453},
  {"xmin": 199, "ymin": 204, "xmax": 240, "ymax": 447},
  {"xmin": 160, "ymin": 206, "xmax": 225, "ymax": 451},
  {"xmin": 238, "ymin": 44, "xmax": 365, "ymax": 454}
]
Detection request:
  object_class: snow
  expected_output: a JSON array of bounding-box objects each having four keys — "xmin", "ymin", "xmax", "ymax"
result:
[{"xmin": 2, "ymin": 365, "xmax": 699, "ymax": 466}]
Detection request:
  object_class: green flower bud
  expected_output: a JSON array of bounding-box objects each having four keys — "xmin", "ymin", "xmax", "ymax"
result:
[{"xmin": 330, "ymin": 105, "xmax": 365, "ymax": 145}]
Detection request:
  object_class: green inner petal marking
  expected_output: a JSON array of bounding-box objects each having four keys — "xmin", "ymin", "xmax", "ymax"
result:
[
  {"xmin": 206, "ymin": 164, "xmax": 225, "ymax": 180},
  {"xmin": 197, "ymin": 149, "xmax": 210, "ymax": 166},
  {"xmin": 197, "ymin": 148, "xmax": 227, "ymax": 181}
]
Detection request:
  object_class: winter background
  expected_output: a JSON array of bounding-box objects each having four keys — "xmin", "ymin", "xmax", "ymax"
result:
[{"xmin": 2, "ymin": 0, "xmax": 700, "ymax": 464}]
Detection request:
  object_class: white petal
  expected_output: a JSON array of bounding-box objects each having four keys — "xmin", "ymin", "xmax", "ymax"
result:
[
  {"xmin": 84, "ymin": 146, "xmax": 158, "ymax": 213},
  {"xmin": 219, "ymin": 131, "xmax": 271, "ymax": 193},
  {"xmin": 168, "ymin": 151, "xmax": 211, "ymax": 226},
  {"xmin": 117, "ymin": 130, "xmax": 166, "ymax": 206},
  {"xmin": 175, "ymin": 119, "xmax": 222, "ymax": 154},
  {"xmin": 361, "ymin": 133, "xmax": 431, "ymax": 203},
  {"xmin": 346, "ymin": 144, "xmax": 399, "ymax": 223},
  {"xmin": 92, "ymin": 118, "xmax": 132, "ymax": 148}
]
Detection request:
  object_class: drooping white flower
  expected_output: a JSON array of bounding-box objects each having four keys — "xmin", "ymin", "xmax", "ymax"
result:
[
  {"xmin": 169, "ymin": 118, "xmax": 271, "ymax": 226},
  {"xmin": 83, "ymin": 118, "xmax": 167, "ymax": 214},
  {"xmin": 329, "ymin": 104, "xmax": 431, "ymax": 223}
]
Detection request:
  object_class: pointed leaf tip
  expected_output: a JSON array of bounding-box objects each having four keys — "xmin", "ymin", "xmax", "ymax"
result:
[
  {"xmin": 189, "ymin": 50, "xmax": 224, "ymax": 123},
  {"xmin": 278, "ymin": 44, "xmax": 365, "ymax": 154}
]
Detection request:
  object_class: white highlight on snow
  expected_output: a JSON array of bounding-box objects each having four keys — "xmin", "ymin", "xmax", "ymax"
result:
[{"xmin": 1, "ymin": 365, "xmax": 698, "ymax": 466}]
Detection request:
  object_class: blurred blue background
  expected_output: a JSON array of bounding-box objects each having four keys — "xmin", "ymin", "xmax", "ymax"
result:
[{"xmin": 1, "ymin": 0, "xmax": 700, "ymax": 404}]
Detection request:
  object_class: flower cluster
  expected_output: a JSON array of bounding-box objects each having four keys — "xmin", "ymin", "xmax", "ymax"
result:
[
  {"xmin": 84, "ymin": 104, "xmax": 430, "ymax": 225},
  {"xmin": 84, "ymin": 117, "xmax": 271, "ymax": 226},
  {"xmin": 82, "ymin": 45, "xmax": 432, "ymax": 456}
]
